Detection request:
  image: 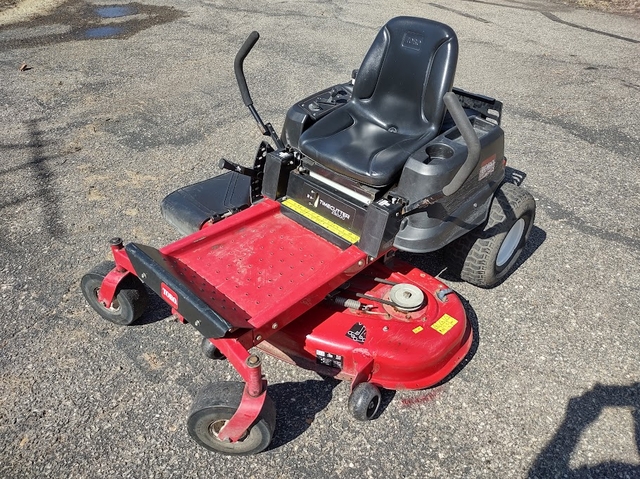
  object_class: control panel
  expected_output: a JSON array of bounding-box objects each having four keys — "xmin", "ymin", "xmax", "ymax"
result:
[{"xmin": 298, "ymin": 84, "xmax": 352, "ymax": 120}]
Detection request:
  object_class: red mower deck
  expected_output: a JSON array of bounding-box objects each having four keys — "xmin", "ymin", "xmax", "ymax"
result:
[
  {"xmin": 261, "ymin": 258, "xmax": 472, "ymax": 390},
  {"xmin": 97, "ymin": 198, "xmax": 472, "ymax": 446}
]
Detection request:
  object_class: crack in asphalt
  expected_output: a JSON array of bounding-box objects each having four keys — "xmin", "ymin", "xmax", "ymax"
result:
[
  {"xmin": 528, "ymin": 188, "xmax": 640, "ymax": 253},
  {"xmin": 510, "ymin": 106, "xmax": 639, "ymax": 159},
  {"xmin": 429, "ymin": 3, "xmax": 491, "ymax": 23},
  {"xmin": 541, "ymin": 11, "xmax": 640, "ymax": 44}
]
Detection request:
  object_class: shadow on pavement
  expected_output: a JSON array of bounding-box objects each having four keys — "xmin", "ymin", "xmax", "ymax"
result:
[
  {"xmin": 266, "ymin": 376, "xmax": 397, "ymax": 450},
  {"xmin": 528, "ymin": 383, "xmax": 640, "ymax": 478},
  {"xmin": 0, "ymin": 119, "xmax": 66, "ymax": 238},
  {"xmin": 267, "ymin": 377, "xmax": 340, "ymax": 450},
  {"xmin": 134, "ymin": 287, "xmax": 173, "ymax": 326}
]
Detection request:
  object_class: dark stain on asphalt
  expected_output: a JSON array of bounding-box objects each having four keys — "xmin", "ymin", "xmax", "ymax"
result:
[
  {"xmin": 460, "ymin": 0, "xmax": 566, "ymax": 12},
  {"xmin": 621, "ymin": 80, "xmax": 640, "ymax": 92},
  {"xmin": 460, "ymin": 0, "xmax": 639, "ymax": 44},
  {"xmin": 528, "ymin": 189, "xmax": 640, "ymax": 252},
  {"xmin": 99, "ymin": 115, "xmax": 205, "ymax": 152},
  {"xmin": 0, "ymin": 1, "xmax": 185, "ymax": 50}
]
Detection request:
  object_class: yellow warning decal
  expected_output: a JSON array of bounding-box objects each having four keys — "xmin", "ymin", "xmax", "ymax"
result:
[
  {"xmin": 431, "ymin": 314, "xmax": 458, "ymax": 335},
  {"xmin": 412, "ymin": 326, "xmax": 424, "ymax": 334},
  {"xmin": 282, "ymin": 198, "xmax": 360, "ymax": 244}
]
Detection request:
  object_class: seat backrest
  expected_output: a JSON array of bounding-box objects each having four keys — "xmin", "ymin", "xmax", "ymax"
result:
[{"xmin": 352, "ymin": 17, "xmax": 458, "ymax": 136}]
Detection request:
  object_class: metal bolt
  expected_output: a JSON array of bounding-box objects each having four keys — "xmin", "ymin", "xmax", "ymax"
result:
[
  {"xmin": 109, "ymin": 237, "xmax": 123, "ymax": 247},
  {"xmin": 272, "ymin": 323, "xmax": 278, "ymax": 329},
  {"xmin": 194, "ymin": 320, "xmax": 201, "ymax": 327},
  {"xmin": 140, "ymin": 272, "xmax": 147, "ymax": 279},
  {"xmin": 256, "ymin": 335, "xmax": 262, "ymax": 342},
  {"xmin": 383, "ymin": 326, "xmax": 389, "ymax": 332},
  {"xmin": 358, "ymin": 260, "xmax": 364, "ymax": 267},
  {"xmin": 246, "ymin": 354, "xmax": 261, "ymax": 367}
]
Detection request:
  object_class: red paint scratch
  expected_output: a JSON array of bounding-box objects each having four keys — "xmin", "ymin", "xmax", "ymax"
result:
[{"xmin": 399, "ymin": 384, "xmax": 449, "ymax": 408}]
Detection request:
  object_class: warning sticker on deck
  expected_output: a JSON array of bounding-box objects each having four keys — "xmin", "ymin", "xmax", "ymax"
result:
[
  {"xmin": 346, "ymin": 322, "xmax": 367, "ymax": 343},
  {"xmin": 431, "ymin": 314, "xmax": 458, "ymax": 335},
  {"xmin": 316, "ymin": 350, "xmax": 343, "ymax": 369},
  {"xmin": 412, "ymin": 326, "xmax": 424, "ymax": 334},
  {"xmin": 282, "ymin": 198, "xmax": 360, "ymax": 244}
]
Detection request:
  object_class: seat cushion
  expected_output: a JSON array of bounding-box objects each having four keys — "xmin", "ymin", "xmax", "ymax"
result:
[{"xmin": 299, "ymin": 108, "xmax": 435, "ymax": 187}]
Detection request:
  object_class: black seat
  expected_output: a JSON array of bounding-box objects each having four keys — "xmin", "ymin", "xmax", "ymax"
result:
[{"xmin": 298, "ymin": 17, "xmax": 458, "ymax": 187}]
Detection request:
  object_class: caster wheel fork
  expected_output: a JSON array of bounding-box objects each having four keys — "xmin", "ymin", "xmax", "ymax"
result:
[
  {"xmin": 81, "ymin": 261, "xmax": 148, "ymax": 326},
  {"xmin": 187, "ymin": 381, "xmax": 276, "ymax": 455}
]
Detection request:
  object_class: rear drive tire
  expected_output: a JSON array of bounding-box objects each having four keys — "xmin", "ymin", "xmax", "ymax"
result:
[{"xmin": 445, "ymin": 182, "xmax": 536, "ymax": 288}]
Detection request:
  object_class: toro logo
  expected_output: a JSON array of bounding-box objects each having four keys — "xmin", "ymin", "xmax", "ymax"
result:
[{"xmin": 161, "ymin": 283, "xmax": 179, "ymax": 309}]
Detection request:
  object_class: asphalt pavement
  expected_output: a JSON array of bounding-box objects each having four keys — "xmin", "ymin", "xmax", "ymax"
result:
[{"xmin": 1, "ymin": 0, "xmax": 639, "ymax": 477}]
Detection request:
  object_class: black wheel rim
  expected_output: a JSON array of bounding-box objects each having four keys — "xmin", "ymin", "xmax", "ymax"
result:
[{"xmin": 367, "ymin": 396, "xmax": 380, "ymax": 418}]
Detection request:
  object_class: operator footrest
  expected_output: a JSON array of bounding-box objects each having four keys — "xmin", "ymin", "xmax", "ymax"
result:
[
  {"xmin": 133, "ymin": 199, "xmax": 369, "ymax": 335},
  {"xmin": 160, "ymin": 172, "xmax": 251, "ymax": 236}
]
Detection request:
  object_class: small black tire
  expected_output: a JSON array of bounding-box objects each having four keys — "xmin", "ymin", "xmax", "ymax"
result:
[
  {"xmin": 348, "ymin": 382, "xmax": 381, "ymax": 421},
  {"xmin": 187, "ymin": 381, "xmax": 276, "ymax": 455},
  {"xmin": 444, "ymin": 182, "xmax": 536, "ymax": 288},
  {"xmin": 200, "ymin": 337, "xmax": 226, "ymax": 360},
  {"xmin": 81, "ymin": 261, "xmax": 148, "ymax": 326}
]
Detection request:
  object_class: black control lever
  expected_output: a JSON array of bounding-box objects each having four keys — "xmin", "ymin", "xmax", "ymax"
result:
[
  {"xmin": 218, "ymin": 158, "xmax": 258, "ymax": 178},
  {"xmin": 234, "ymin": 31, "xmax": 284, "ymax": 149}
]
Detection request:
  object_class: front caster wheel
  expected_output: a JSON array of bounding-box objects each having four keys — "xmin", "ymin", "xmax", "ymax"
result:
[
  {"xmin": 81, "ymin": 261, "xmax": 148, "ymax": 326},
  {"xmin": 187, "ymin": 381, "xmax": 276, "ymax": 455},
  {"xmin": 200, "ymin": 337, "xmax": 226, "ymax": 360},
  {"xmin": 348, "ymin": 382, "xmax": 381, "ymax": 421},
  {"xmin": 445, "ymin": 182, "xmax": 536, "ymax": 288}
]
